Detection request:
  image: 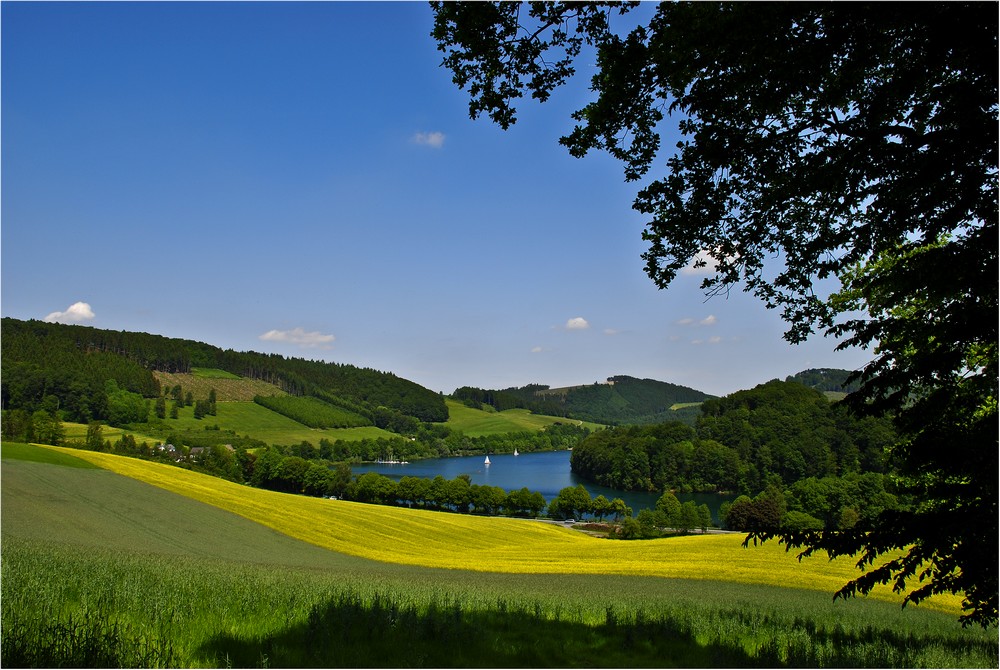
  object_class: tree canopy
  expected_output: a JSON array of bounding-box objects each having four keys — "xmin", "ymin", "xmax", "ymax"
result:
[{"xmin": 431, "ymin": 1, "xmax": 997, "ymax": 626}]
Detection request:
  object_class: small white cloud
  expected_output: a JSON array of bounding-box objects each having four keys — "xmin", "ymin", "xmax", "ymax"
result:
[
  {"xmin": 678, "ymin": 315, "xmax": 718, "ymax": 327},
  {"xmin": 680, "ymin": 249, "xmax": 718, "ymax": 276},
  {"xmin": 680, "ymin": 248, "xmax": 740, "ymax": 276},
  {"xmin": 708, "ymin": 335, "xmax": 722, "ymax": 344},
  {"xmin": 603, "ymin": 328, "xmax": 619, "ymax": 336},
  {"xmin": 530, "ymin": 346, "xmax": 544, "ymax": 353},
  {"xmin": 259, "ymin": 327, "xmax": 335, "ymax": 349},
  {"xmin": 412, "ymin": 131, "xmax": 445, "ymax": 148},
  {"xmin": 44, "ymin": 301, "xmax": 95, "ymax": 323},
  {"xmin": 565, "ymin": 317, "xmax": 590, "ymax": 330}
]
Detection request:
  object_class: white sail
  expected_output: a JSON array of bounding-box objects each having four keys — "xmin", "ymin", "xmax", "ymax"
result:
[
  {"xmin": 514, "ymin": 449, "xmax": 519, "ymax": 456},
  {"xmin": 484, "ymin": 455, "xmax": 491, "ymax": 465}
]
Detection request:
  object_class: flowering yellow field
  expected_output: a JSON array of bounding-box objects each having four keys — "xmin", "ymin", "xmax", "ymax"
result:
[{"xmin": 53, "ymin": 447, "xmax": 962, "ymax": 615}]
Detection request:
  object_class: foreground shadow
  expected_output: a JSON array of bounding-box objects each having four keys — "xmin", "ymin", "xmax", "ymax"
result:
[
  {"xmin": 197, "ymin": 593, "xmax": 760, "ymax": 668},
  {"xmin": 194, "ymin": 591, "xmax": 998, "ymax": 668}
]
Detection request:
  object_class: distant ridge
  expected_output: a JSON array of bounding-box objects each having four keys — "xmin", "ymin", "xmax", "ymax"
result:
[
  {"xmin": 785, "ymin": 368, "xmax": 861, "ymax": 394},
  {"xmin": 453, "ymin": 375, "xmax": 713, "ymax": 426}
]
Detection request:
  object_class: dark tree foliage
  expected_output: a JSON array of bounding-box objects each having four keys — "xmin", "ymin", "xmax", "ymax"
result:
[
  {"xmin": 785, "ymin": 368, "xmax": 860, "ymax": 394},
  {"xmin": 431, "ymin": 2, "xmax": 997, "ymax": 625}
]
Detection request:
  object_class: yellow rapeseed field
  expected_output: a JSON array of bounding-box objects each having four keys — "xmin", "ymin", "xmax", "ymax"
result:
[{"xmin": 53, "ymin": 447, "xmax": 963, "ymax": 615}]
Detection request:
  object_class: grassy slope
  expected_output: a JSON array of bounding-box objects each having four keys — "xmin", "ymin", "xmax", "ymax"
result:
[
  {"xmin": 5, "ymin": 443, "xmax": 992, "ymax": 668},
  {"xmin": 38, "ymin": 444, "xmax": 964, "ymax": 616},
  {"xmin": 63, "ymin": 401, "xmax": 394, "ymax": 447},
  {"xmin": 442, "ymin": 398, "xmax": 603, "ymax": 436}
]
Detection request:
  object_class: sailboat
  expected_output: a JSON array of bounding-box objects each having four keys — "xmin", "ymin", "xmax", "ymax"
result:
[
  {"xmin": 484, "ymin": 455, "xmax": 491, "ymax": 466},
  {"xmin": 513, "ymin": 448, "xmax": 519, "ymax": 456}
]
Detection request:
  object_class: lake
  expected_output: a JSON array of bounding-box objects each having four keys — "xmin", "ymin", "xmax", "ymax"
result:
[{"xmin": 350, "ymin": 450, "xmax": 734, "ymax": 523}]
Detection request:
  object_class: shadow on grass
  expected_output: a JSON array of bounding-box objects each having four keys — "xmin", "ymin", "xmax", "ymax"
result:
[
  {"xmin": 197, "ymin": 592, "xmax": 758, "ymax": 668},
  {"xmin": 194, "ymin": 592, "xmax": 1000, "ymax": 669}
]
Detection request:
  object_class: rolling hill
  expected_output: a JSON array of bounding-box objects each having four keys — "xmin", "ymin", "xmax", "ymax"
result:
[
  {"xmin": 454, "ymin": 375, "xmax": 713, "ymax": 425},
  {"xmin": 3, "ymin": 442, "xmax": 991, "ymax": 668}
]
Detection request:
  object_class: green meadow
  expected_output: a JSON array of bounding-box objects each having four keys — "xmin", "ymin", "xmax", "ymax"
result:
[
  {"xmin": 64, "ymin": 401, "xmax": 394, "ymax": 448},
  {"xmin": 2, "ymin": 443, "xmax": 995, "ymax": 668},
  {"xmin": 442, "ymin": 398, "xmax": 603, "ymax": 436}
]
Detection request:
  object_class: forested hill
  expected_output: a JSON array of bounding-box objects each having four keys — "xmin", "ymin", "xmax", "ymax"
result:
[
  {"xmin": 785, "ymin": 368, "xmax": 861, "ymax": 394},
  {"xmin": 0, "ymin": 318, "xmax": 447, "ymax": 423},
  {"xmin": 453, "ymin": 376, "xmax": 713, "ymax": 425},
  {"xmin": 570, "ymin": 379, "xmax": 896, "ymax": 494}
]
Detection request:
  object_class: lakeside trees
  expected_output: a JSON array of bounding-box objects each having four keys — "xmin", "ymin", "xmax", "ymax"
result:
[
  {"xmin": 571, "ymin": 380, "xmax": 894, "ymax": 495},
  {"xmin": 431, "ymin": 2, "xmax": 996, "ymax": 625}
]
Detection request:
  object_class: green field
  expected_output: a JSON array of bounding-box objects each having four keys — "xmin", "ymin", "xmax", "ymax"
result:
[
  {"xmin": 442, "ymin": 399, "xmax": 603, "ymax": 436},
  {"xmin": 64, "ymin": 401, "xmax": 394, "ymax": 448},
  {"xmin": 2, "ymin": 443, "xmax": 994, "ymax": 668}
]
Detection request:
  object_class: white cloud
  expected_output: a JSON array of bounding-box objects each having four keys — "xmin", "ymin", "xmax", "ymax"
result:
[
  {"xmin": 44, "ymin": 301, "xmax": 95, "ymax": 323},
  {"xmin": 708, "ymin": 335, "xmax": 722, "ymax": 344},
  {"xmin": 412, "ymin": 131, "xmax": 445, "ymax": 148},
  {"xmin": 530, "ymin": 346, "xmax": 544, "ymax": 353},
  {"xmin": 677, "ymin": 315, "xmax": 717, "ymax": 327},
  {"xmin": 603, "ymin": 328, "xmax": 619, "ymax": 336},
  {"xmin": 565, "ymin": 317, "xmax": 590, "ymax": 330},
  {"xmin": 259, "ymin": 327, "xmax": 335, "ymax": 349},
  {"xmin": 680, "ymin": 248, "xmax": 739, "ymax": 276},
  {"xmin": 680, "ymin": 249, "xmax": 718, "ymax": 276}
]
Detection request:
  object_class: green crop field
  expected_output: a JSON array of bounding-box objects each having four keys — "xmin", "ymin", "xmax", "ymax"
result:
[
  {"xmin": 2, "ymin": 443, "xmax": 995, "ymax": 668},
  {"xmin": 64, "ymin": 401, "xmax": 393, "ymax": 448},
  {"xmin": 443, "ymin": 399, "xmax": 602, "ymax": 436},
  {"xmin": 61, "ymin": 422, "xmax": 163, "ymax": 446}
]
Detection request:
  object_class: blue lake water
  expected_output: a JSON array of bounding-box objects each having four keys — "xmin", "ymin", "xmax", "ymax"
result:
[{"xmin": 350, "ymin": 450, "xmax": 734, "ymax": 522}]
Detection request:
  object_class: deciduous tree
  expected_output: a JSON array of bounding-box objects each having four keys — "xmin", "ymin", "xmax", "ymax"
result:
[{"xmin": 431, "ymin": 1, "xmax": 997, "ymax": 626}]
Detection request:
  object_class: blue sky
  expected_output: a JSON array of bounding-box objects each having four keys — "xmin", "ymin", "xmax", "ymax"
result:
[{"xmin": 1, "ymin": 2, "xmax": 872, "ymax": 397}]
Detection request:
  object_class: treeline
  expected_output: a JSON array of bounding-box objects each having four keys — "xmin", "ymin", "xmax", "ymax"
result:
[
  {"xmin": 718, "ymin": 472, "xmax": 900, "ymax": 534},
  {"xmin": 454, "ymin": 376, "xmax": 713, "ymax": 426},
  {"xmin": 570, "ymin": 380, "xmax": 896, "ymax": 496},
  {"xmin": 1, "ymin": 318, "xmax": 447, "ymax": 426},
  {"xmin": 304, "ymin": 422, "xmax": 591, "ymax": 463}
]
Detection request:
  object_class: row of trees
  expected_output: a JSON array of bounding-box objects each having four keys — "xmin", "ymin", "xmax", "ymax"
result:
[
  {"xmin": 306, "ymin": 423, "xmax": 591, "ymax": 464},
  {"xmin": 720, "ymin": 473, "xmax": 900, "ymax": 534},
  {"xmin": 346, "ymin": 472, "xmax": 549, "ymax": 517}
]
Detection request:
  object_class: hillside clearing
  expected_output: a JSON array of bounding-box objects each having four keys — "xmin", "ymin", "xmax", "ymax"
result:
[
  {"xmin": 443, "ymin": 399, "xmax": 602, "ymax": 436},
  {"xmin": 152, "ymin": 371, "xmax": 285, "ymax": 402}
]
